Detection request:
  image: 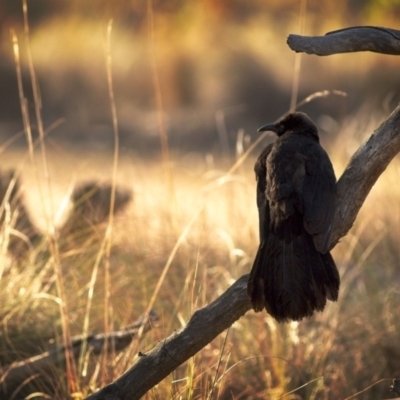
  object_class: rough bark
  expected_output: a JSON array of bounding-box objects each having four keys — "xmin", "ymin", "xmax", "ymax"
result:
[
  {"xmin": 86, "ymin": 104, "xmax": 400, "ymax": 400},
  {"xmin": 331, "ymin": 105, "xmax": 400, "ymax": 246},
  {"xmin": 287, "ymin": 26, "xmax": 400, "ymax": 55},
  {"xmin": 85, "ymin": 275, "xmax": 251, "ymax": 400}
]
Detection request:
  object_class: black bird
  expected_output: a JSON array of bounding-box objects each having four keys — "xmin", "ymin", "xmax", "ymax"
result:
[{"xmin": 247, "ymin": 112, "xmax": 340, "ymax": 322}]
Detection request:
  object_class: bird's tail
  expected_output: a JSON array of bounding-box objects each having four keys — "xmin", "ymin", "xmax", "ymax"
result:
[{"xmin": 247, "ymin": 213, "xmax": 340, "ymax": 322}]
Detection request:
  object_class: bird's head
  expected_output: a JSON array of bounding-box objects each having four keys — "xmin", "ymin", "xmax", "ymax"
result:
[{"xmin": 258, "ymin": 112, "xmax": 319, "ymax": 142}]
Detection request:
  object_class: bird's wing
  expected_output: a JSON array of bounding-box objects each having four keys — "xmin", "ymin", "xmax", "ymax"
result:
[
  {"xmin": 301, "ymin": 145, "xmax": 337, "ymax": 253},
  {"xmin": 248, "ymin": 143, "xmax": 273, "ymax": 312},
  {"xmin": 254, "ymin": 144, "xmax": 273, "ymax": 242}
]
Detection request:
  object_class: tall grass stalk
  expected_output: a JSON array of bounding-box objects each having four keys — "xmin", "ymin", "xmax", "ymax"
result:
[
  {"xmin": 289, "ymin": 0, "xmax": 307, "ymax": 112},
  {"xmin": 343, "ymin": 378, "xmax": 394, "ymax": 400},
  {"xmin": 13, "ymin": 1, "xmax": 79, "ymax": 393},
  {"xmin": 97, "ymin": 18, "xmax": 121, "ymax": 383},
  {"xmin": 147, "ymin": 0, "xmax": 176, "ymax": 223},
  {"xmin": 207, "ymin": 328, "xmax": 230, "ymax": 399},
  {"xmin": 75, "ymin": 19, "xmax": 123, "ymax": 386}
]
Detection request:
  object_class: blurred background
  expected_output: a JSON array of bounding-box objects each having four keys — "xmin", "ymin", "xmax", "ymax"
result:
[{"xmin": 1, "ymin": 0, "xmax": 400, "ymax": 155}]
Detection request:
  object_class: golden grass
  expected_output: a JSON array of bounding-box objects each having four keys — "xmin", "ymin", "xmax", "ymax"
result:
[
  {"xmin": 1, "ymin": 110, "xmax": 400, "ymax": 398},
  {"xmin": 2, "ymin": 3, "xmax": 400, "ymax": 399}
]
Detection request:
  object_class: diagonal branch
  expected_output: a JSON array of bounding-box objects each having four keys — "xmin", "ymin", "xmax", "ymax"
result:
[
  {"xmin": 86, "ymin": 275, "xmax": 251, "ymax": 400},
  {"xmin": 287, "ymin": 26, "xmax": 400, "ymax": 55},
  {"xmin": 85, "ymin": 103, "xmax": 400, "ymax": 400},
  {"xmin": 331, "ymin": 105, "xmax": 400, "ymax": 246}
]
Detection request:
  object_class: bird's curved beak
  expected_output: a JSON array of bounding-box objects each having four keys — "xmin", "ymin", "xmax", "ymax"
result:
[{"xmin": 257, "ymin": 123, "xmax": 278, "ymax": 133}]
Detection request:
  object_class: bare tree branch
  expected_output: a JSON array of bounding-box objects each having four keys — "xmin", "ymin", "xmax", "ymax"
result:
[
  {"xmin": 331, "ymin": 105, "xmax": 400, "ymax": 246},
  {"xmin": 287, "ymin": 26, "xmax": 400, "ymax": 55},
  {"xmin": 0, "ymin": 312, "xmax": 157, "ymax": 398},
  {"xmin": 85, "ymin": 275, "xmax": 251, "ymax": 400},
  {"xmin": 85, "ymin": 103, "xmax": 400, "ymax": 400}
]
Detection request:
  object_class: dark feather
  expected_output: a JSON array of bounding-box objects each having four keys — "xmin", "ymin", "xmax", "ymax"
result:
[{"xmin": 247, "ymin": 112, "xmax": 340, "ymax": 322}]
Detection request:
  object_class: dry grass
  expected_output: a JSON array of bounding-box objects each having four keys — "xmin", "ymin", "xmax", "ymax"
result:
[
  {"xmin": 1, "ymin": 3, "xmax": 400, "ymax": 399},
  {"xmin": 0, "ymin": 108, "xmax": 400, "ymax": 399}
]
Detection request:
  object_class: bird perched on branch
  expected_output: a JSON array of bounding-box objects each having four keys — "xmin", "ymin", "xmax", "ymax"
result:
[{"xmin": 247, "ymin": 112, "xmax": 340, "ymax": 322}]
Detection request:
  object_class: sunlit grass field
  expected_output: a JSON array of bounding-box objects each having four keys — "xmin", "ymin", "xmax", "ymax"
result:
[
  {"xmin": 0, "ymin": 105, "xmax": 400, "ymax": 399},
  {"xmin": 2, "ymin": 2, "xmax": 400, "ymax": 398}
]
